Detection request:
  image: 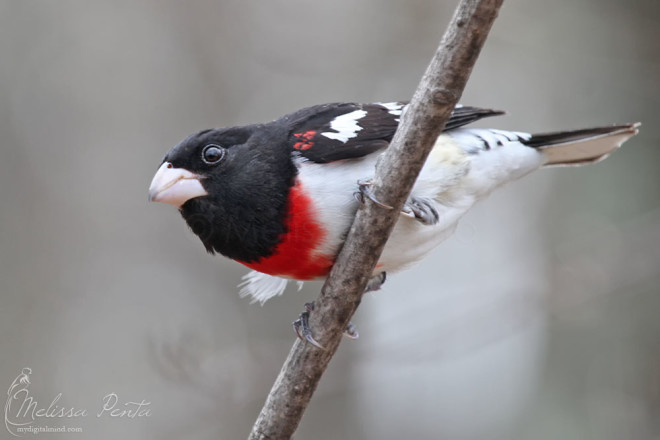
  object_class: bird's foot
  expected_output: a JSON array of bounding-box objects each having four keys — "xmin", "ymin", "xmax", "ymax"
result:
[
  {"xmin": 292, "ymin": 302, "xmax": 360, "ymax": 349},
  {"xmin": 293, "ymin": 302, "xmax": 325, "ymax": 349},
  {"xmin": 401, "ymin": 197, "xmax": 439, "ymax": 225},
  {"xmin": 365, "ymin": 271, "xmax": 387, "ymax": 293},
  {"xmin": 344, "ymin": 321, "xmax": 359, "ymax": 339},
  {"xmin": 292, "ymin": 272, "xmax": 387, "ymax": 347},
  {"xmin": 354, "ymin": 179, "xmax": 394, "ymax": 210}
]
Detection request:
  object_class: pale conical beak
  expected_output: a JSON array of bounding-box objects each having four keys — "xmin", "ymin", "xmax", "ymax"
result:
[{"xmin": 149, "ymin": 162, "xmax": 208, "ymax": 208}]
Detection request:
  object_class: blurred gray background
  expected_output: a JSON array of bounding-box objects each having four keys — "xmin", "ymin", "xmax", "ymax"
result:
[{"xmin": 1, "ymin": 1, "xmax": 658, "ymax": 439}]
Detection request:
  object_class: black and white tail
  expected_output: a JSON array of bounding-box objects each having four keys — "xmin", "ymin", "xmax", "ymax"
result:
[
  {"xmin": 526, "ymin": 123, "xmax": 640, "ymax": 166},
  {"xmin": 443, "ymin": 119, "xmax": 640, "ymax": 198}
]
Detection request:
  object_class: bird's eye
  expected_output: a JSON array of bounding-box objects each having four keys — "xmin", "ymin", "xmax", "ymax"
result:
[{"xmin": 202, "ymin": 144, "xmax": 225, "ymax": 165}]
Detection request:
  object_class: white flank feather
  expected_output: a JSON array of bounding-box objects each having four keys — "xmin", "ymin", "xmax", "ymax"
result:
[
  {"xmin": 238, "ymin": 271, "xmax": 304, "ymax": 305},
  {"xmin": 239, "ymin": 271, "xmax": 289, "ymax": 305}
]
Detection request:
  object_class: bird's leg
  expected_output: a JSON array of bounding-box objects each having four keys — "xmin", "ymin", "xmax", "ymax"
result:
[
  {"xmin": 401, "ymin": 197, "xmax": 439, "ymax": 225},
  {"xmin": 293, "ymin": 272, "xmax": 387, "ymax": 348},
  {"xmin": 354, "ymin": 179, "xmax": 394, "ymax": 210}
]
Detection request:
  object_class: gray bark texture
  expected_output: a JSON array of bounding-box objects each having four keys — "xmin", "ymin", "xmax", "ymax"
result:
[{"xmin": 247, "ymin": 0, "xmax": 504, "ymax": 438}]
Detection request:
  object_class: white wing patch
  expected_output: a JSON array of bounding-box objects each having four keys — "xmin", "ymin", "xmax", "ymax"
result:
[
  {"xmin": 238, "ymin": 271, "xmax": 303, "ymax": 305},
  {"xmin": 321, "ymin": 110, "xmax": 367, "ymax": 143},
  {"xmin": 376, "ymin": 101, "xmax": 405, "ymax": 116},
  {"xmin": 376, "ymin": 101, "xmax": 406, "ymax": 122}
]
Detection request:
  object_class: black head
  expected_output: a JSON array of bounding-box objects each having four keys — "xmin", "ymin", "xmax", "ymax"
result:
[{"xmin": 149, "ymin": 123, "xmax": 298, "ymax": 262}]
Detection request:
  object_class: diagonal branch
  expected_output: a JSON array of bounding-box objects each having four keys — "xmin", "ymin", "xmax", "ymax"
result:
[{"xmin": 247, "ymin": 0, "xmax": 504, "ymax": 438}]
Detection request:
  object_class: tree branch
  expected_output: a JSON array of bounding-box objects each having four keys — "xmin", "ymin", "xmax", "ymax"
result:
[{"xmin": 247, "ymin": 1, "xmax": 504, "ymax": 438}]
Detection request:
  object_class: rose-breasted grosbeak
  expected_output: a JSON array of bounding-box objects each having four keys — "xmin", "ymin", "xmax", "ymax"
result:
[{"xmin": 149, "ymin": 102, "xmax": 639, "ymax": 309}]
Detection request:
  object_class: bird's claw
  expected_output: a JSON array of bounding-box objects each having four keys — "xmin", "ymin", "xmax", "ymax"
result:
[
  {"xmin": 292, "ymin": 274, "xmax": 386, "ymax": 346},
  {"xmin": 354, "ymin": 179, "xmax": 394, "ymax": 210},
  {"xmin": 402, "ymin": 197, "xmax": 439, "ymax": 225},
  {"xmin": 292, "ymin": 302, "xmax": 361, "ymax": 348},
  {"xmin": 365, "ymin": 272, "xmax": 387, "ymax": 293},
  {"xmin": 344, "ymin": 322, "xmax": 359, "ymax": 339},
  {"xmin": 293, "ymin": 302, "xmax": 325, "ymax": 349}
]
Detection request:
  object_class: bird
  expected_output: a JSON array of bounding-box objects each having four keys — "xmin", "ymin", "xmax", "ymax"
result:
[{"xmin": 149, "ymin": 102, "xmax": 639, "ymax": 345}]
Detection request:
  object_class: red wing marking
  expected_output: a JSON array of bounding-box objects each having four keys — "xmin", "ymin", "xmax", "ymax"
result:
[{"xmin": 293, "ymin": 130, "xmax": 316, "ymax": 151}]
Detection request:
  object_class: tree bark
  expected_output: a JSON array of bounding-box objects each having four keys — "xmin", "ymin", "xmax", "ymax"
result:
[{"xmin": 247, "ymin": 1, "xmax": 504, "ymax": 438}]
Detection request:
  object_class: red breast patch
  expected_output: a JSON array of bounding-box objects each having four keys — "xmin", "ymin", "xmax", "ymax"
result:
[{"xmin": 238, "ymin": 180, "xmax": 333, "ymax": 280}]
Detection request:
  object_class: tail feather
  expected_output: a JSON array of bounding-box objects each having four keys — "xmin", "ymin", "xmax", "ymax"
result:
[{"xmin": 526, "ymin": 123, "xmax": 640, "ymax": 166}]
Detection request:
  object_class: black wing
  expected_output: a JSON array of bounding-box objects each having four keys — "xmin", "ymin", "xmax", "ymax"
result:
[{"xmin": 281, "ymin": 102, "xmax": 504, "ymax": 163}]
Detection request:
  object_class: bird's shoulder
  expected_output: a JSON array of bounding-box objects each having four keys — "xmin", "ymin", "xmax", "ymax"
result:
[{"xmin": 275, "ymin": 102, "xmax": 403, "ymax": 163}]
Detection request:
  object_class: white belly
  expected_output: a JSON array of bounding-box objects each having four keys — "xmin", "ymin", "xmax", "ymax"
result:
[{"xmin": 297, "ymin": 134, "xmax": 477, "ymax": 274}]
